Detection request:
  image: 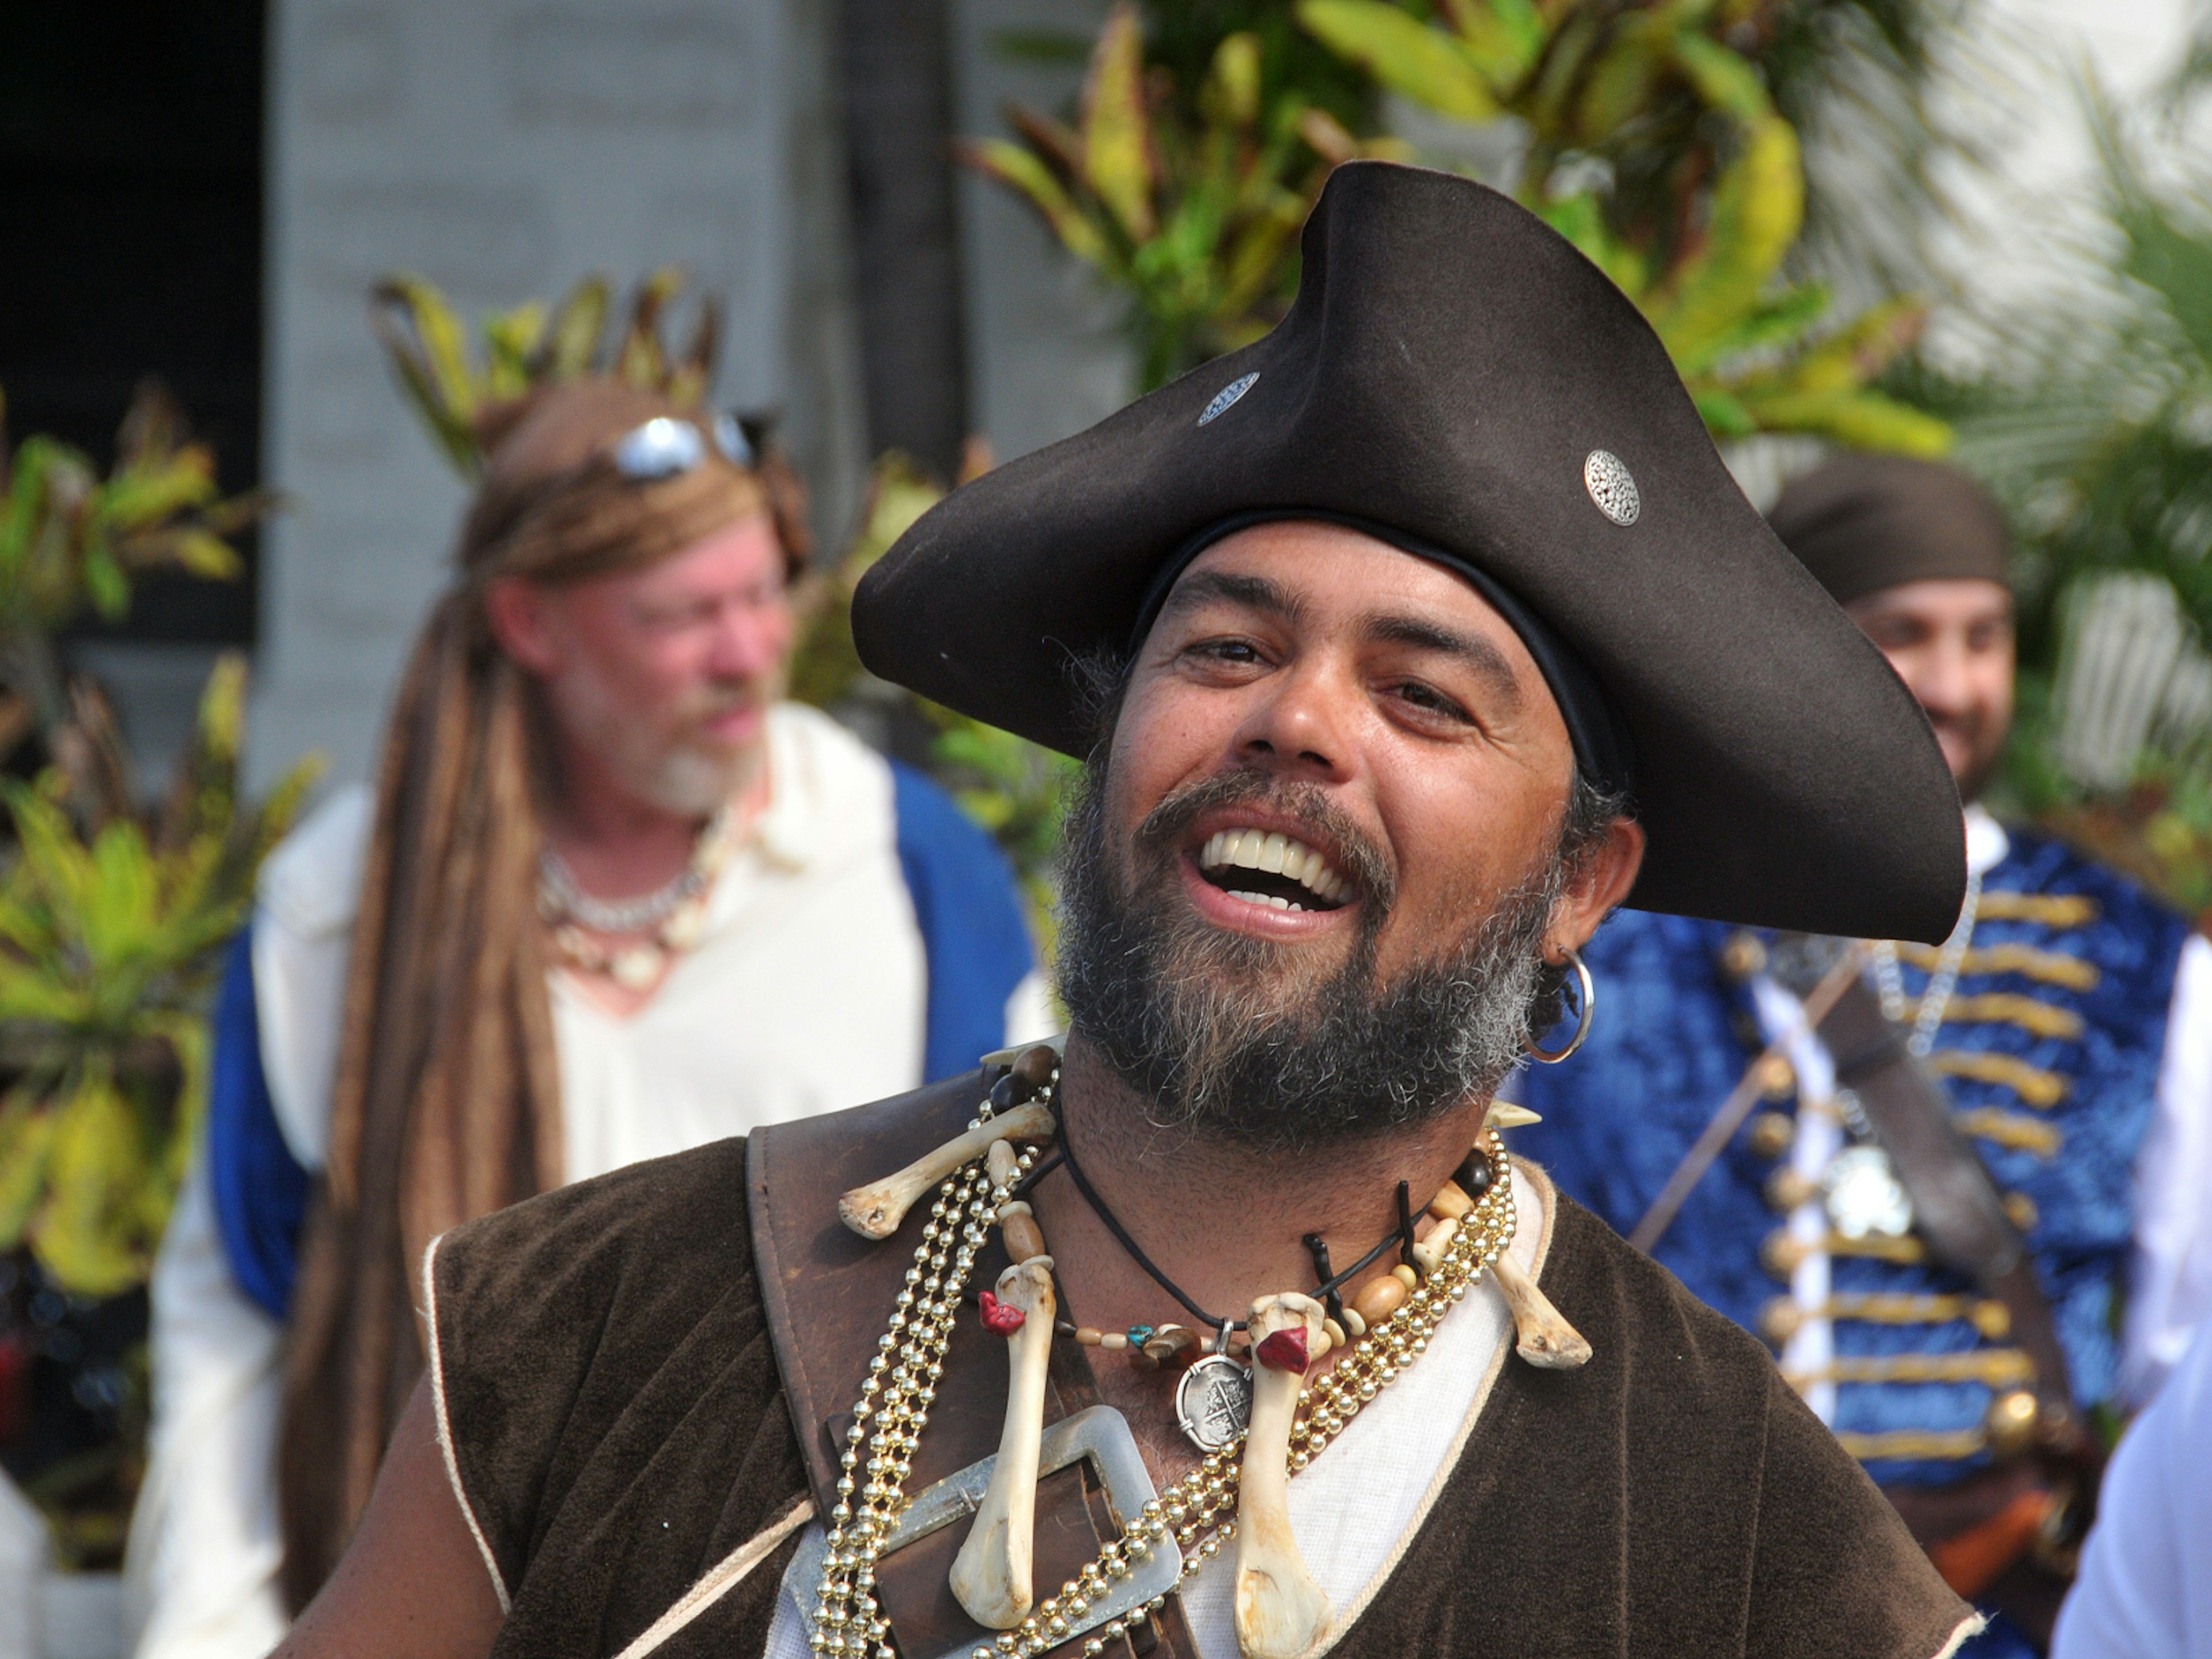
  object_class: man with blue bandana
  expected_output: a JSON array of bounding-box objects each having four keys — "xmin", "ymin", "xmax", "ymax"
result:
[{"xmin": 1515, "ymin": 452, "xmax": 2212, "ymax": 1658}]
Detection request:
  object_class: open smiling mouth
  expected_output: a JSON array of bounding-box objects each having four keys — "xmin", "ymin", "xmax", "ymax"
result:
[{"xmin": 1195, "ymin": 828, "xmax": 1354, "ymax": 914}]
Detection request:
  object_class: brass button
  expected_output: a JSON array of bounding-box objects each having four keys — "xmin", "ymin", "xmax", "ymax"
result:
[
  {"xmin": 2004, "ymin": 1192, "xmax": 2040, "ymax": 1233},
  {"xmin": 1764, "ymin": 1168, "xmax": 1817, "ymax": 1213},
  {"xmin": 1986, "ymin": 1388, "xmax": 2041, "ymax": 1459},
  {"xmin": 1760, "ymin": 1297, "xmax": 1804, "ymax": 1344},
  {"xmin": 1758, "ymin": 1055, "xmax": 1797, "ymax": 1101},
  {"xmin": 1762, "ymin": 1232, "xmax": 1807, "ymax": 1278},
  {"xmin": 1747, "ymin": 1112, "xmax": 1794, "ymax": 1161},
  {"xmin": 1971, "ymin": 1300, "xmax": 2013, "ymax": 1340},
  {"xmin": 1721, "ymin": 930, "xmax": 1768, "ymax": 982}
]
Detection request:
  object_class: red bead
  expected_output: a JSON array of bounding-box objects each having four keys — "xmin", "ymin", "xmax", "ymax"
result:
[
  {"xmin": 1255, "ymin": 1327, "xmax": 1310, "ymax": 1374},
  {"xmin": 979, "ymin": 1291, "xmax": 1027, "ymax": 1335}
]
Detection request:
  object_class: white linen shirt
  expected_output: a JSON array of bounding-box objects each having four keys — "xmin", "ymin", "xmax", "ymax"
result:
[{"xmin": 124, "ymin": 703, "xmax": 1046, "ymax": 1659}]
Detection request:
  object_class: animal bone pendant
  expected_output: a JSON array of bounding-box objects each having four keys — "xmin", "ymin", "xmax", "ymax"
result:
[{"xmin": 1234, "ymin": 1293, "xmax": 1334, "ymax": 1659}]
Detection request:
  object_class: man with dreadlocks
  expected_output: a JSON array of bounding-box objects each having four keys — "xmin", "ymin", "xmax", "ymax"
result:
[{"xmin": 127, "ymin": 382, "xmax": 1046, "ymax": 1659}]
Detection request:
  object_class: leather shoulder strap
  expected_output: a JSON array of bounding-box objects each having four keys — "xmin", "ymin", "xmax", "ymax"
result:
[
  {"xmin": 748, "ymin": 1071, "xmax": 1194, "ymax": 1659},
  {"xmin": 1793, "ymin": 957, "xmax": 2077, "ymax": 1427}
]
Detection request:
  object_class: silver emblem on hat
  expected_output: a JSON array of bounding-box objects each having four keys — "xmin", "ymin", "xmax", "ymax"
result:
[
  {"xmin": 1583, "ymin": 449, "xmax": 1641, "ymax": 525},
  {"xmin": 1198, "ymin": 372, "xmax": 1260, "ymax": 426}
]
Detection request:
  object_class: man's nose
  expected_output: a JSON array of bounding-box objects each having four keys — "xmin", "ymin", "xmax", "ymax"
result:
[
  {"xmin": 1232, "ymin": 661, "xmax": 1355, "ymax": 781},
  {"xmin": 706, "ymin": 601, "xmax": 789, "ymax": 678},
  {"xmin": 1906, "ymin": 635, "xmax": 1975, "ymax": 716}
]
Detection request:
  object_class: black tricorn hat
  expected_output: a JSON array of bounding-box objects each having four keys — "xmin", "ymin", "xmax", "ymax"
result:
[{"xmin": 855, "ymin": 161, "xmax": 1965, "ymax": 944}]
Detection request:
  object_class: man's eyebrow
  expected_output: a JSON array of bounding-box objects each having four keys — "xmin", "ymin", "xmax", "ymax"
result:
[
  {"xmin": 1366, "ymin": 612, "xmax": 1525, "ymax": 707},
  {"xmin": 1157, "ymin": 569, "xmax": 1306, "ymax": 626}
]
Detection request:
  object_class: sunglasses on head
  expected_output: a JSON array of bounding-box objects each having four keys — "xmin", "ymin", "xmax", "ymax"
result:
[{"xmin": 611, "ymin": 412, "xmax": 753, "ymax": 480}]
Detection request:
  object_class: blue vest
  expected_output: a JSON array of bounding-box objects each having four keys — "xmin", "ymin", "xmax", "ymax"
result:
[
  {"xmin": 1514, "ymin": 830, "xmax": 2186, "ymax": 1656},
  {"xmin": 205, "ymin": 760, "xmax": 1035, "ymax": 1324}
]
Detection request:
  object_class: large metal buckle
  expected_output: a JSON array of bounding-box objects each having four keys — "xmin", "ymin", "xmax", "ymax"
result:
[{"xmin": 791, "ymin": 1406, "xmax": 1182, "ymax": 1659}]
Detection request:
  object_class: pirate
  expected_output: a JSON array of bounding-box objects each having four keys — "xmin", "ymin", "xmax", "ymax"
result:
[
  {"xmin": 271, "ymin": 164, "xmax": 1980, "ymax": 1659},
  {"xmin": 1515, "ymin": 453, "xmax": 2212, "ymax": 1656},
  {"xmin": 129, "ymin": 381, "xmax": 1046, "ymax": 1657}
]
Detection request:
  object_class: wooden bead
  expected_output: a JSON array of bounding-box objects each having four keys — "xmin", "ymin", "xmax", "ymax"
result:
[
  {"xmin": 986, "ymin": 1140, "xmax": 1020, "ymax": 1189},
  {"xmin": 1002, "ymin": 1210, "xmax": 1048, "ymax": 1263},
  {"xmin": 1350, "ymin": 1274, "xmax": 1407, "ymax": 1327},
  {"xmin": 1323, "ymin": 1317, "xmax": 1348, "ymax": 1349},
  {"xmin": 1426, "ymin": 1179, "xmax": 1474, "ymax": 1221},
  {"xmin": 1100, "ymin": 1331, "xmax": 1129, "ymax": 1351},
  {"xmin": 1340, "ymin": 1306, "xmax": 1367, "ymax": 1339},
  {"xmin": 1014, "ymin": 1044, "xmax": 1059, "ymax": 1088},
  {"xmin": 1142, "ymin": 1324, "xmax": 1200, "ymax": 1368},
  {"xmin": 1074, "ymin": 1327, "xmax": 1103, "ymax": 1346},
  {"xmin": 1392, "ymin": 1264, "xmax": 1419, "ymax": 1290}
]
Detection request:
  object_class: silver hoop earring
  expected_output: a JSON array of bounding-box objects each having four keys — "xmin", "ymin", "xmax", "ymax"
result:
[{"xmin": 1524, "ymin": 945, "xmax": 1595, "ymax": 1065}]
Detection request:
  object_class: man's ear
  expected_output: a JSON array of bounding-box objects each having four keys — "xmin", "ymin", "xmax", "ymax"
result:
[
  {"xmin": 482, "ymin": 577, "xmax": 560, "ymax": 677},
  {"xmin": 1546, "ymin": 817, "xmax": 1646, "ymax": 962}
]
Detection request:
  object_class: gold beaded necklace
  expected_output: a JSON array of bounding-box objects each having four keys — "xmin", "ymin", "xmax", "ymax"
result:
[{"xmin": 805, "ymin": 1064, "xmax": 1518, "ymax": 1659}]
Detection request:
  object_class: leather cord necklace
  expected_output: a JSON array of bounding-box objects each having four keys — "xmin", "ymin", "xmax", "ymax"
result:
[{"xmin": 1044, "ymin": 1118, "xmax": 1480, "ymax": 1342}]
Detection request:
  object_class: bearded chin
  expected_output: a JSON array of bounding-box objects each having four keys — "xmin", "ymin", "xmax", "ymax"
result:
[{"xmin": 1053, "ymin": 768, "xmax": 1563, "ymax": 1154}]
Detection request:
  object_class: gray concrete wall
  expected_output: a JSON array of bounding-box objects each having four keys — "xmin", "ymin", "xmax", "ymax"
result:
[
  {"xmin": 252, "ymin": 0, "xmax": 865, "ymax": 787},
  {"xmin": 950, "ymin": 0, "xmax": 1132, "ymax": 465}
]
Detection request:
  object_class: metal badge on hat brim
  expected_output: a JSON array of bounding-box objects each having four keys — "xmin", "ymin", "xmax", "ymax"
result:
[{"xmin": 852, "ymin": 161, "xmax": 1966, "ymax": 946}]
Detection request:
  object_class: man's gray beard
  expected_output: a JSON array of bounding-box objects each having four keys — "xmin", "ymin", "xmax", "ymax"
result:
[
  {"xmin": 541, "ymin": 656, "xmax": 757, "ymax": 817},
  {"xmin": 1053, "ymin": 763, "xmax": 1567, "ymax": 1154}
]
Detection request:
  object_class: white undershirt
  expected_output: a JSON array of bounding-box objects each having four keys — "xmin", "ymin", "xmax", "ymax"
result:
[{"xmin": 760, "ymin": 1170, "xmax": 1539, "ymax": 1659}]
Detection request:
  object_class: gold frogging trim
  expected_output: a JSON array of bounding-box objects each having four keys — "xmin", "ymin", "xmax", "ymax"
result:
[
  {"xmin": 1975, "ymin": 892, "xmax": 2101, "ymax": 927},
  {"xmin": 1836, "ymin": 1428, "xmax": 1988, "ymax": 1462},
  {"xmin": 1786, "ymin": 1349, "xmax": 2035, "ymax": 1388},
  {"xmin": 1763, "ymin": 1230, "xmax": 1926, "ymax": 1278},
  {"xmin": 1904, "ymin": 993, "xmax": 2085, "ymax": 1041},
  {"xmin": 1763, "ymin": 1294, "xmax": 2012, "ymax": 1342},
  {"xmin": 1954, "ymin": 1108, "xmax": 2063, "ymax": 1158},
  {"xmin": 1897, "ymin": 941, "xmax": 2099, "ymax": 991},
  {"xmin": 1929, "ymin": 1051, "xmax": 2070, "ymax": 1108}
]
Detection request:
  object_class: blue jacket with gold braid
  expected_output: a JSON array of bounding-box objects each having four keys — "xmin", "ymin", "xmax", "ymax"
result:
[{"xmin": 1515, "ymin": 824, "xmax": 2186, "ymax": 1490}]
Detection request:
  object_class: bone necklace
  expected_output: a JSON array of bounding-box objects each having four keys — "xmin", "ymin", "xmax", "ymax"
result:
[{"xmin": 817, "ymin": 1048, "xmax": 1582, "ymax": 1659}]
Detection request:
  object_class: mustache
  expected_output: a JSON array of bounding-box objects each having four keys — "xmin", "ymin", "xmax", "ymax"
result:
[{"xmin": 1128, "ymin": 767, "xmax": 1397, "ymax": 911}]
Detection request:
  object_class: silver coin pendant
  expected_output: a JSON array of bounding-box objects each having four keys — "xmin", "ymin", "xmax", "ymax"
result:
[{"xmin": 1175, "ymin": 1354, "xmax": 1252, "ymax": 1453}]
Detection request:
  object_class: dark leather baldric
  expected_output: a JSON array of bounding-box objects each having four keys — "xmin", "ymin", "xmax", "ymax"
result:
[{"xmin": 748, "ymin": 1067, "xmax": 1195, "ymax": 1659}]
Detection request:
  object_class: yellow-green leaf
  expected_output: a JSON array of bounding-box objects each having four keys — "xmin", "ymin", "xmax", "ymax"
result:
[
  {"xmin": 1208, "ymin": 32, "xmax": 1263, "ymax": 129},
  {"xmin": 172, "ymin": 529, "xmax": 244, "ymax": 581},
  {"xmin": 1574, "ymin": 17, "xmax": 1668, "ymax": 143},
  {"xmin": 1649, "ymin": 114, "xmax": 1802, "ymax": 372},
  {"xmin": 964, "ymin": 140, "xmax": 1109, "ymax": 265},
  {"xmin": 1297, "ymin": 0, "xmax": 1500, "ymax": 123},
  {"xmin": 1082, "ymin": 4, "xmax": 1157, "ymax": 242},
  {"xmin": 1670, "ymin": 29, "xmax": 1775, "ymax": 124},
  {"xmin": 544, "ymin": 278, "xmax": 611, "ymax": 381},
  {"xmin": 0, "ymin": 1092, "xmax": 54, "ymax": 1251},
  {"xmin": 1743, "ymin": 389, "xmax": 1953, "ymax": 456}
]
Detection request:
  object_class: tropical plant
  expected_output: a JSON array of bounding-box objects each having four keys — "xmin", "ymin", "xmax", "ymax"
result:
[
  {"xmin": 0, "ymin": 382, "xmax": 265, "ymax": 753},
  {"xmin": 370, "ymin": 267, "xmax": 718, "ymax": 477},
  {"xmin": 1293, "ymin": 0, "xmax": 1950, "ymax": 452},
  {"xmin": 0, "ymin": 385, "xmax": 310, "ymax": 1564},
  {"xmin": 965, "ymin": 3, "xmax": 1411, "ymax": 392},
  {"xmin": 787, "ymin": 452, "xmax": 1081, "ymax": 944},
  {"xmin": 1926, "ymin": 79, "xmax": 2212, "ymax": 917},
  {"xmin": 0, "ymin": 661, "xmax": 318, "ymax": 1299}
]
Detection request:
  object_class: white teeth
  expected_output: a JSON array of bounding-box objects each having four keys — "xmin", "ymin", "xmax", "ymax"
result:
[{"xmin": 1199, "ymin": 827, "xmax": 1350, "ymax": 904}]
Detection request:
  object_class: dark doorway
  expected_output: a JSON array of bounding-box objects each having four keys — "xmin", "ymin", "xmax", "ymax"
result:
[{"xmin": 0, "ymin": 0, "xmax": 266, "ymax": 647}]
